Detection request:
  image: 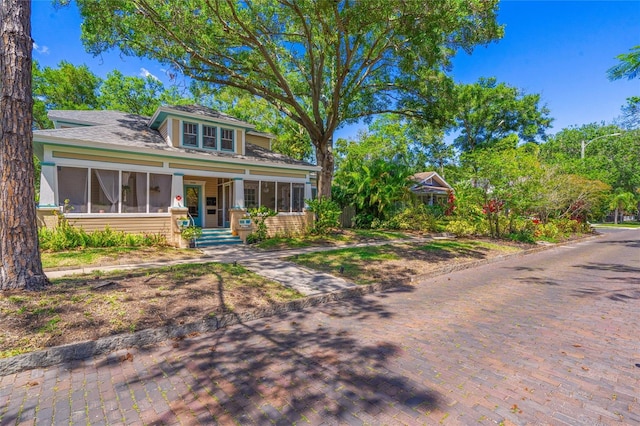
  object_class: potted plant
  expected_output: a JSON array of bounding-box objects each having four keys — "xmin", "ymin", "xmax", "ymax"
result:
[
  {"xmin": 180, "ymin": 225, "xmax": 203, "ymax": 248},
  {"xmin": 176, "ymin": 217, "xmax": 190, "ymax": 228}
]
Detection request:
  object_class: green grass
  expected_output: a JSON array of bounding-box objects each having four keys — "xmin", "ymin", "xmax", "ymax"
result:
[
  {"xmin": 418, "ymin": 240, "xmax": 520, "ymax": 253},
  {"xmin": 592, "ymin": 222, "xmax": 640, "ymax": 228},
  {"xmin": 40, "ymin": 246, "xmax": 200, "ymax": 269},
  {"xmin": 256, "ymin": 229, "xmax": 410, "ymax": 250},
  {"xmin": 291, "ymin": 245, "xmax": 400, "ymax": 284}
]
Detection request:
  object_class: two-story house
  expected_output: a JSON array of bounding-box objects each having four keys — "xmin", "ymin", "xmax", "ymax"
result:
[{"xmin": 34, "ymin": 105, "xmax": 320, "ymax": 246}]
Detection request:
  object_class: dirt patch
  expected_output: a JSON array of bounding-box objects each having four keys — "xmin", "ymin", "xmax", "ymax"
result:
[{"xmin": 0, "ymin": 263, "xmax": 302, "ymax": 358}]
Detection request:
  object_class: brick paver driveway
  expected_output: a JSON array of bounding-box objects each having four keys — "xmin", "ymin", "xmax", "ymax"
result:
[{"xmin": 1, "ymin": 229, "xmax": 639, "ymax": 425}]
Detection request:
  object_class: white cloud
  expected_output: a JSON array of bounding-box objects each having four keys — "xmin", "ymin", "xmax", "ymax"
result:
[
  {"xmin": 140, "ymin": 68, "xmax": 160, "ymax": 81},
  {"xmin": 32, "ymin": 42, "xmax": 49, "ymax": 55}
]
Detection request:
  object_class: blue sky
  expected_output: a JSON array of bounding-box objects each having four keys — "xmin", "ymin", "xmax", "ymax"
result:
[{"xmin": 32, "ymin": 1, "xmax": 639, "ymax": 140}]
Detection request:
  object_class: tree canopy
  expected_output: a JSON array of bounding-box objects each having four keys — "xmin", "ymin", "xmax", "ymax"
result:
[
  {"xmin": 607, "ymin": 45, "xmax": 640, "ymax": 81},
  {"xmin": 449, "ymin": 77, "xmax": 552, "ymax": 152},
  {"xmin": 74, "ymin": 0, "xmax": 503, "ymax": 197}
]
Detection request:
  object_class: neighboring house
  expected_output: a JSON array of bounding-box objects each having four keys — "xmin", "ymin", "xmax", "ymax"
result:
[
  {"xmin": 409, "ymin": 171, "xmax": 453, "ymax": 206},
  {"xmin": 34, "ymin": 105, "xmax": 320, "ymax": 246}
]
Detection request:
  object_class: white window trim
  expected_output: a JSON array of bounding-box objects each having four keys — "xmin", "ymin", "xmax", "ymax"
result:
[{"xmin": 179, "ymin": 120, "xmax": 236, "ymax": 153}]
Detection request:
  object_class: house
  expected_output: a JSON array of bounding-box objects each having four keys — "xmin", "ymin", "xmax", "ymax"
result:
[
  {"xmin": 409, "ymin": 171, "xmax": 453, "ymax": 206},
  {"xmin": 34, "ymin": 105, "xmax": 320, "ymax": 246}
]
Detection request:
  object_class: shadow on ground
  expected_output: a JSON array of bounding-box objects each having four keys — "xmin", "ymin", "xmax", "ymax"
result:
[{"xmin": 83, "ymin": 286, "xmax": 442, "ymax": 424}]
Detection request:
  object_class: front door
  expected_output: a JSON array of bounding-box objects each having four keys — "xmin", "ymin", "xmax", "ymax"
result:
[{"xmin": 184, "ymin": 185, "xmax": 202, "ymax": 227}]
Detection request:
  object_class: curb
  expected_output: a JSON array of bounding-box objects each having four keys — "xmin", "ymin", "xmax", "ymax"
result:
[{"xmin": 0, "ymin": 233, "xmax": 598, "ymax": 376}]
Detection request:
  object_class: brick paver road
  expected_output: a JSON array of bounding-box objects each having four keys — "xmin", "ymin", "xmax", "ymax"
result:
[{"xmin": 1, "ymin": 228, "xmax": 639, "ymax": 425}]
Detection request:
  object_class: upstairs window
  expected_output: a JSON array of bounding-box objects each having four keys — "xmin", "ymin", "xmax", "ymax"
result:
[
  {"xmin": 221, "ymin": 128, "xmax": 234, "ymax": 151},
  {"xmin": 203, "ymin": 125, "xmax": 217, "ymax": 149},
  {"xmin": 183, "ymin": 122, "xmax": 198, "ymax": 147}
]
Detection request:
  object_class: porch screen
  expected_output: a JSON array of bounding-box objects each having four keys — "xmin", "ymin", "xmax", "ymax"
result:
[
  {"xmin": 149, "ymin": 174, "xmax": 171, "ymax": 213},
  {"xmin": 57, "ymin": 166, "xmax": 88, "ymax": 213},
  {"xmin": 92, "ymin": 169, "xmax": 119, "ymax": 213},
  {"xmin": 244, "ymin": 180, "xmax": 259, "ymax": 209},
  {"xmin": 292, "ymin": 183, "xmax": 305, "ymax": 212},
  {"xmin": 278, "ymin": 182, "xmax": 291, "ymax": 212},
  {"xmin": 261, "ymin": 181, "xmax": 276, "ymax": 210},
  {"xmin": 122, "ymin": 172, "xmax": 148, "ymax": 213}
]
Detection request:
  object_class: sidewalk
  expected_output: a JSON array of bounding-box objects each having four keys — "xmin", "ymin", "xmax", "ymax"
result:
[{"xmin": 45, "ymin": 235, "xmax": 436, "ymax": 296}]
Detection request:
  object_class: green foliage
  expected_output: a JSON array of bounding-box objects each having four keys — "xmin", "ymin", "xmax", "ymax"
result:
[
  {"xmin": 32, "ymin": 60, "xmax": 102, "ymax": 129},
  {"xmin": 76, "ymin": 0, "xmax": 503, "ymax": 197},
  {"xmin": 246, "ymin": 206, "xmax": 277, "ymax": 242},
  {"xmin": 180, "ymin": 225, "xmax": 203, "ymax": 242},
  {"xmin": 39, "ymin": 219, "xmax": 167, "ymax": 251},
  {"xmin": 306, "ymin": 198, "xmax": 341, "ymax": 235},
  {"xmin": 444, "ymin": 219, "xmax": 477, "ymax": 237},
  {"xmin": 376, "ymin": 205, "xmax": 439, "ymax": 233},
  {"xmin": 607, "ymin": 45, "xmax": 640, "ymax": 81},
  {"xmin": 450, "ymin": 77, "xmax": 553, "ymax": 152}
]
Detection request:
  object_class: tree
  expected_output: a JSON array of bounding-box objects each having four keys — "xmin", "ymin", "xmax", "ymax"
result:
[
  {"xmin": 76, "ymin": 0, "xmax": 503, "ymax": 198},
  {"xmin": 450, "ymin": 77, "xmax": 552, "ymax": 152},
  {"xmin": 0, "ymin": 0, "xmax": 49, "ymax": 290},
  {"xmin": 607, "ymin": 45, "xmax": 640, "ymax": 81},
  {"xmin": 194, "ymin": 85, "xmax": 313, "ymax": 161},
  {"xmin": 100, "ymin": 69, "xmax": 168, "ymax": 116},
  {"xmin": 608, "ymin": 191, "xmax": 637, "ymax": 224},
  {"xmin": 32, "ymin": 60, "xmax": 102, "ymax": 129}
]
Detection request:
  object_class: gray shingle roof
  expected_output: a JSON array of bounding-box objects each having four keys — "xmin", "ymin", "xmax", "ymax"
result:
[
  {"xmin": 164, "ymin": 105, "xmax": 251, "ymax": 127},
  {"xmin": 35, "ymin": 110, "xmax": 316, "ymax": 168},
  {"xmin": 48, "ymin": 110, "xmax": 149, "ymax": 126}
]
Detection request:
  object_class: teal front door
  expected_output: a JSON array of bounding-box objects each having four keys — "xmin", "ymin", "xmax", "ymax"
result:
[{"xmin": 184, "ymin": 185, "xmax": 202, "ymax": 227}]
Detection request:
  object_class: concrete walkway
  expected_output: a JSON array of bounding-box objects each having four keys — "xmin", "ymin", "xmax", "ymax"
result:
[{"xmin": 45, "ymin": 236, "xmax": 436, "ymax": 296}]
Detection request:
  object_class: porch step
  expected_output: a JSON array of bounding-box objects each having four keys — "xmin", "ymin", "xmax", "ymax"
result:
[{"xmin": 194, "ymin": 228, "xmax": 242, "ymax": 247}]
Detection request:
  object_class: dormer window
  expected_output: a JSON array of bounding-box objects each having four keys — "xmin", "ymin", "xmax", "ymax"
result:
[
  {"xmin": 203, "ymin": 125, "xmax": 217, "ymax": 149},
  {"xmin": 221, "ymin": 129, "xmax": 234, "ymax": 151},
  {"xmin": 183, "ymin": 122, "xmax": 198, "ymax": 147}
]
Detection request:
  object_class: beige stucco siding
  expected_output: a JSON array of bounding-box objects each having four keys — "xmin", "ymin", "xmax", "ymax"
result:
[
  {"xmin": 246, "ymin": 133, "xmax": 271, "ymax": 150},
  {"xmin": 52, "ymin": 150, "xmax": 163, "ymax": 168},
  {"xmin": 169, "ymin": 162, "xmax": 245, "ymax": 174},
  {"xmin": 247, "ymin": 168, "xmax": 307, "ymax": 178}
]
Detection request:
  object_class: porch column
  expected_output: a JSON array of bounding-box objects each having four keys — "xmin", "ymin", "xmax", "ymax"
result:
[
  {"xmin": 171, "ymin": 173, "xmax": 184, "ymax": 208},
  {"xmin": 304, "ymin": 181, "xmax": 312, "ymax": 207},
  {"xmin": 232, "ymin": 178, "xmax": 245, "ymax": 209},
  {"xmin": 39, "ymin": 162, "xmax": 57, "ymax": 207}
]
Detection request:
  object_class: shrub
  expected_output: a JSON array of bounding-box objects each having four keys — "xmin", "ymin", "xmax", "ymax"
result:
[
  {"xmin": 246, "ymin": 206, "xmax": 277, "ymax": 242},
  {"xmin": 445, "ymin": 219, "xmax": 477, "ymax": 237},
  {"xmin": 381, "ymin": 205, "xmax": 439, "ymax": 233},
  {"xmin": 307, "ymin": 197, "xmax": 341, "ymax": 235},
  {"xmin": 39, "ymin": 218, "xmax": 167, "ymax": 251}
]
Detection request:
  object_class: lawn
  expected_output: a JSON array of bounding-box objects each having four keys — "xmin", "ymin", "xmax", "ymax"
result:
[
  {"xmin": 0, "ymin": 262, "xmax": 302, "ymax": 358},
  {"xmin": 256, "ymin": 229, "xmax": 412, "ymax": 250},
  {"xmin": 41, "ymin": 246, "xmax": 203, "ymax": 270},
  {"xmin": 290, "ymin": 239, "xmax": 524, "ymax": 285},
  {"xmin": 592, "ymin": 222, "xmax": 640, "ymax": 228}
]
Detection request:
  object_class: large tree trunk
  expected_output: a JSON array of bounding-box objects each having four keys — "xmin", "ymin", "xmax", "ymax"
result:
[
  {"xmin": 0, "ymin": 0, "xmax": 50, "ymax": 291},
  {"xmin": 614, "ymin": 207, "xmax": 619, "ymax": 225},
  {"xmin": 314, "ymin": 138, "xmax": 335, "ymax": 199}
]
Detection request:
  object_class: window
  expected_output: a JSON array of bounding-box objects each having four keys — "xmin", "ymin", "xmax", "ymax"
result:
[
  {"xmin": 244, "ymin": 180, "xmax": 259, "ymax": 209},
  {"xmin": 149, "ymin": 174, "xmax": 172, "ymax": 213},
  {"xmin": 261, "ymin": 181, "xmax": 276, "ymax": 210},
  {"xmin": 58, "ymin": 166, "xmax": 88, "ymax": 213},
  {"xmin": 183, "ymin": 122, "xmax": 198, "ymax": 147},
  {"xmin": 122, "ymin": 172, "xmax": 148, "ymax": 213},
  {"xmin": 292, "ymin": 183, "xmax": 305, "ymax": 212},
  {"xmin": 221, "ymin": 128, "xmax": 234, "ymax": 151},
  {"xmin": 203, "ymin": 125, "xmax": 216, "ymax": 149},
  {"xmin": 278, "ymin": 183, "xmax": 291, "ymax": 212},
  {"xmin": 91, "ymin": 169, "xmax": 119, "ymax": 213},
  {"xmin": 57, "ymin": 167, "xmax": 171, "ymax": 214}
]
